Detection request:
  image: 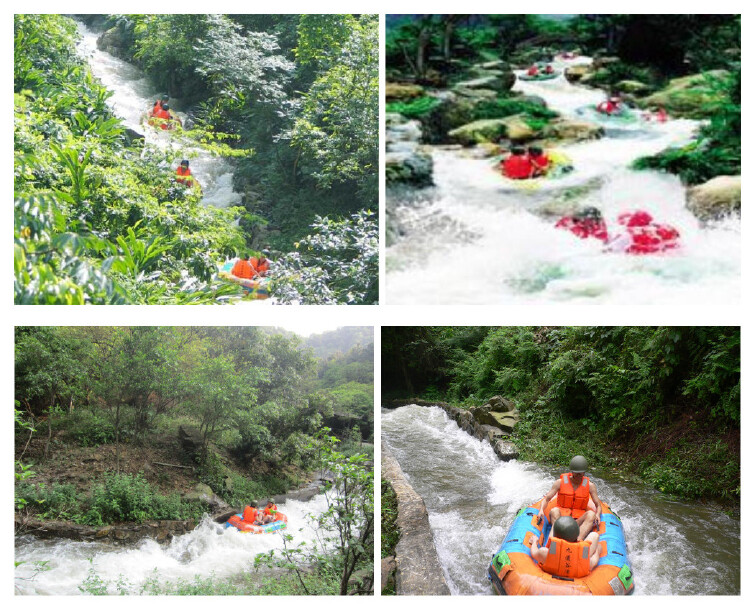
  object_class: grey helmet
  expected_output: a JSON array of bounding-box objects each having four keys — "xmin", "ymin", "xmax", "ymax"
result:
[
  {"xmin": 553, "ymin": 516, "xmax": 580, "ymax": 542},
  {"xmin": 569, "ymin": 455, "xmax": 588, "ymax": 473}
]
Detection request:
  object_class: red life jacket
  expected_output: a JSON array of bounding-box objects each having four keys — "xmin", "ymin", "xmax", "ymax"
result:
[
  {"xmin": 527, "ymin": 66, "xmax": 539, "ymax": 76},
  {"xmin": 264, "ymin": 504, "xmax": 278, "ymax": 516},
  {"xmin": 529, "ymin": 153, "xmax": 549, "ymax": 171},
  {"xmin": 151, "ymin": 101, "xmax": 162, "ymax": 117},
  {"xmin": 597, "ymin": 100, "xmax": 619, "ymax": 115},
  {"xmin": 502, "ymin": 155, "xmax": 533, "ymax": 180},
  {"xmin": 618, "ymin": 211, "xmax": 679, "ymax": 254},
  {"xmin": 556, "ymin": 217, "xmax": 608, "ymax": 242},
  {"xmin": 153, "ymin": 107, "xmax": 173, "ymax": 130},
  {"xmin": 557, "ymin": 473, "xmax": 591, "ymax": 511},
  {"xmin": 539, "ymin": 536, "xmax": 593, "ymax": 579}
]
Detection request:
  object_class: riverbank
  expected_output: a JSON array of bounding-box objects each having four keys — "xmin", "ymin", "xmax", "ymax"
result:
[{"xmin": 383, "ymin": 397, "xmax": 738, "ymax": 512}]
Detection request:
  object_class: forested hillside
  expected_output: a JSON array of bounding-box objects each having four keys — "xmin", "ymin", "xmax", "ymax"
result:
[
  {"xmin": 383, "ymin": 326, "xmax": 739, "ymax": 505},
  {"xmin": 305, "ymin": 327, "xmax": 374, "ymax": 358},
  {"xmin": 15, "ymin": 326, "xmax": 374, "ymax": 521},
  {"xmin": 14, "ymin": 14, "xmax": 378, "ymax": 304}
]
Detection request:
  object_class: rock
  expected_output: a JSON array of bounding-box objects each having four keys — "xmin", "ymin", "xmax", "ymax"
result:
[
  {"xmin": 382, "ymin": 443, "xmax": 450, "ymax": 595},
  {"xmin": 114, "ymin": 528, "xmax": 129, "ymax": 540},
  {"xmin": 178, "ymin": 426, "xmax": 203, "ymax": 457},
  {"xmin": 124, "ymin": 127, "xmax": 145, "ymax": 146},
  {"xmin": 615, "ymin": 80, "xmax": 653, "ymax": 94},
  {"xmin": 452, "ymin": 87, "xmax": 498, "ymax": 100},
  {"xmin": 448, "ymin": 115, "xmax": 537, "ymax": 146},
  {"xmin": 493, "ymin": 440, "xmax": 520, "ymax": 462},
  {"xmin": 460, "ymin": 142, "xmax": 502, "ymax": 159},
  {"xmin": 516, "ymin": 94, "xmax": 548, "ymax": 108},
  {"xmin": 541, "ymin": 118, "xmax": 604, "ymax": 142},
  {"xmin": 386, "ymin": 83, "xmax": 425, "ymax": 101},
  {"xmin": 686, "ymin": 175, "xmax": 741, "ymax": 221},
  {"xmin": 638, "ymin": 70, "xmax": 730, "ymax": 118},
  {"xmin": 564, "ymin": 64, "xmax": 593, "ymax": 83},
  {"xmin": 453, "ymin": 75, "xmax": 503, "ymax": 92},
  {"xmin": 487, "ymin": 395, "xmax": 515, "ymax": 412},
  {"xmin": 477, "ymin": 60, "xmax": 506, "ymax": 70},
  {"xmin": 476, "ymin": 424, "xmax": 507, "ymax": 444},
  {"xmin": 95, "ymin": 526, "xmax": 113, "ymax": 538},
  {"xmin": 593, "ymin": 56, "xmax": 621, "ymax": 69},
  {"xmin": 381, "ymin": 556, "xmax": 397, "ymax": 592},
  {"xmin": 96, "ymin": 27, "xmax": 130, "ymax": 60},
  {"xmin": 386, "ymin": 151, "xmax": 433, "ymax": 187},
  {"xmin": 489, "ymin": 411, "xmax": 518, "ymax": 433}
]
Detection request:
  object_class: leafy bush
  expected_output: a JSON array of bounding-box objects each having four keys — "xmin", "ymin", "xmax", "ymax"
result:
[
  {"xmin": 65, "ymin": 411, "xmax": 115, "ymax": 447},
  {"xmin": 16, "ymin": 481, "xmax": 83, "ymax": 518},
  {"xmin": 386, "ymin": 96, "xmax": 441, "ymax": 118},
  {"xmin": 469, "ymin": 98, "xmax": 558, "ymax": 122}
]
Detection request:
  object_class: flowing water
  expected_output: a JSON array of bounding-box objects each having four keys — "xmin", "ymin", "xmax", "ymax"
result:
[
  {"xmin": 386, "ymin": 57, "xmax": 740, "ymax": 305},
  {"xmin": 15, "ymin": 494, "xmax": 330, "ymax": 594},
  {"xmin": 382, "ymin": 405, "xmax": 740, "ymax": 595},
  {"xmin": 75, "ymin": 22, "xmax": 242, "ymax": 209}
]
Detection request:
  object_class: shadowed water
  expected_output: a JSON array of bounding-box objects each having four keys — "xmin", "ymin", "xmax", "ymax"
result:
[{"xmin": 382, "ymin": 405, "xmax": 740, "ymax": 595}]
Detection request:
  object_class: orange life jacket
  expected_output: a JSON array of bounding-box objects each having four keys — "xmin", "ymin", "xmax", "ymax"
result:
[
  {"xmin": 557, "ymin": 473, "xmax": 591, "ymax": 511},
  {"xmin": 231, "ymin": 258, "xmax": 254, "ymax": 279},
  {"xmin": 264, "ymin": 503, "xmax": 278, "ymax": 516},
  {"xmin": 176, "ymin": 166, "xmax": 193, "ymax": 185},
  {"xmin": 539, "ymin": 536, "xmax": 592, "ymax": 579},
  {"xmin": 250, "ymin": 257, "xmax": 270, "ymax": 276},
  {"xmin": 242, "ymin": 506, "xmax": 258, "ymax": 523},
  {"xmin": 152, "ymin": 100, "xmax": 163, "ymax": 116}
]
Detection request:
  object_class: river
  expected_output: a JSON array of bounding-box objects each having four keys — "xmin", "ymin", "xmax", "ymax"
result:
[
  {"xmin": 15, "ymin": 494, "xmax": 329, "ymax": 594},
  {"xmin": 382, "ymin": 405, "xmax": 740, "ymax": 595},
  {"xmin": 75, "ymin": 22, "xmax": 242, "ymax": 210},
  {"xmin": 386, "ymin": 56, "xmax": 740, "ymax": 305}
]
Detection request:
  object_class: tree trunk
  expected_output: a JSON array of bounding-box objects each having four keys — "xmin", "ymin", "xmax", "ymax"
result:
[
  {"xmin": 417, "ymin": 26, "xmax": 430, "ymax": 78},
  {"xmin": 115, "ymin": 404, "xmax": 121, "ymax": 474}
]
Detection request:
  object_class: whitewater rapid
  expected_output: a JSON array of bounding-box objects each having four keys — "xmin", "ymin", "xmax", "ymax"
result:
[
  {"xmin": 382, "ymin": 405, "xmax": 740, "ymax": 595},
  {"xmin": 15, "ymin": 494, "xmax": 330, "ymax": 594},
  {"xmin": 75, "ymin": 22, "xmax": 242, "ymax": 209},
  {"xmin": 386, "ymin": 57, "xmax": 740, "ymax": 305}
]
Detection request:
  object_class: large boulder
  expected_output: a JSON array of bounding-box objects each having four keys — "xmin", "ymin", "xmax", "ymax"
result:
[
  {"xmin": 448, "ymin": 114, "xmax": 538, "ymax": 145},
  {"xmin": 487, "ymin": 395, "xmax": 515, "ymax": 412},
  {"xmin": 386, "ymin": 83, "xmax": 425, "ymax": 101},
  {"xmin": 453, "ymin": 75, "xmax": 504, "ymax": 92},
  {"xmin": 542, "ymin": 118, "xmax": 604, "ymax": 142},
  {"xmin": 564, "ymin": 64, "xmax": 593, "ymax": 84},
  {"xmin": 686, "ymin": 175, "xmax": 741, "ymax": 221},
  {"xmin": 638, "ymin": 70, "xmax": 730, "ymax": 119},
  {"xmin": 96, "ymin": 26, "xmax": 131, "ymax": 60},
  {"xmin": 386, "ymin": 151, "xmax": 433, "ymax": 187},
  {"xmin": 493, "ymin": 440, "xmax": 520, "ymax": 462},
  {"xmin": 615, "ymin": 80, "xmax": 653, "ymax": 95}
]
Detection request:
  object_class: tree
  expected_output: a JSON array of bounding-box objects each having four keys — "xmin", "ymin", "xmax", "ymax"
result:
[
  {"xmin": 273, "ymin": 210, "xmax": 378, "ymax": 305},
  {"xmin": 255, "ymin": 430, "xmax": 373, "ymax": 595}
]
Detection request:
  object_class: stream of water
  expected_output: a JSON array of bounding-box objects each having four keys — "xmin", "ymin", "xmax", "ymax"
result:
[
  {"xmin": 386, "ymin": 56, "xmax": 740, "ymax": 305},
  {"xmin": 382, "ymin": 405, "xmax": 740, "ymax": 595},
  {"xmin": 75, "ymin": 22, "xmax": 242, "ymax": 209},
  {"xmin": 15, "ymin": 494, "xmax": 330, "ymax": 594}
]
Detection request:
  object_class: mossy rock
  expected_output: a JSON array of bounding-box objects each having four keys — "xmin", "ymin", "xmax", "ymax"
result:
[
  {"xmin": 564, "ymin": 64, "xmax": 593, "ymax": 83},
  {"xmin": 386, "ymin": 82, "xmax": 425, "ymax": 101},
  {"xmin": 638, "ymin": 70, "xmax": 730, "ymax": 118},
  {"xmin": 615, "ymin": 80, "xmax": 653, "ymax": 94},
  {"xmin": 686, "ymin": 175, "xmax": 741, "ymax": 221},
  {"xmin": 541, "ymin": 118, "xmax": 604, "ymax": 142}
]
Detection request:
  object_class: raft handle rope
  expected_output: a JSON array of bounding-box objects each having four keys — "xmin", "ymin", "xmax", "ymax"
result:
[{"xmin": 551, "ymin": 575, "xmax": 575, "ymax": 582}]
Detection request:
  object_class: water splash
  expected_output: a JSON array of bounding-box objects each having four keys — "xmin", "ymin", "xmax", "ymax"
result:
[
  {"xmin": 382, "ymin": 405, "xmax": 739, "ymax": 594},
  {"xmin": 15, "ymin": 494, "xmax": 330, "ymax": 594}
]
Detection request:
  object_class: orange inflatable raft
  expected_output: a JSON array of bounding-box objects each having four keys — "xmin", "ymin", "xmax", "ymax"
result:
[
  {"xmin": 226, "ymin": 511, "xmax": 288, "ymax": 534},
  {"xmin": 488, "ymin": 497, "xmax": 634, "ymax": 595}
]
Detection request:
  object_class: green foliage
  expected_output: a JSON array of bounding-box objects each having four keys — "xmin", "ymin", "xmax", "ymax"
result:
[
  {"xmin": 633, "ymin": 68, "xmax": 740, "ymax": 184},
  {"xmin": 16, "ymin": 481, "xmax": 82, "ymax": 519},
  {"xmin": 380, "ymin": 478, "xmax": 400, "ymax": 560},
  {"xmin": 469, "ymin": 98, "xmax": 558, "ymax": 122},
  {"xmin": 83, "ymin": 472, "xmax": 203, "ymax": 525},
  {"xmin": 64, "ymin": 411, "xmax": 116, "ymax": 447},
  {"xmin": 274, "ymin": 210, "xmax": 378, "ymax": 304},
  {"xmin": 385, "ymin": 96, "xmax": 441, "ymax": 118},
  {"xmin": 255, "ymin": 430, "xmax": 373, "ymax": 595}
]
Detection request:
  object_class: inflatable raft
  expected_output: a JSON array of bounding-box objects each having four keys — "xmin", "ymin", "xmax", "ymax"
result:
[
  {"xmin": 226, "ymin": 512, "xmax": 288, "ymax": 534},
  {"xmin": 496, "ymin": 150, "xmax": 574, "ymax": 190},
  {"xmin": 218, "ymin": 261, "xmax": 270, "ymax": 299},
  {"xmin": 488, "ymin": 498, "xmax": 634, "ymax": 595},
  {"xmin": 577, "ymin": 105, "xmax": 638, "ymax": 125},
  {"xmin": 519, "ymin": 70, "xmax": 561, "ymax": 82}
]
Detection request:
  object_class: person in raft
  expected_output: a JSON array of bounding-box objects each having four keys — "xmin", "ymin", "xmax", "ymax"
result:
[
  {"xmin": 555, "ymin": 207, "xmax": 609, "ymax": 242},
  {"xmin": 175, "ymin": 159, "xmax": 194, "ymax": 186},
  {"xmin": 537, "ymin": 455, "xmax": 602, "ymax": 541},
  {"xmin": 502, "ymin": 147, "xmax": 535, "ymax": 180},
  {"xmin": 527, "ymin": 146, "xmax": 550, "ymax": 177},
  {"xmin": 151, "ymin": 94, "xmax": 169, "ymax": 117},
  {"xmin": 258, "ymin": 499, "xmax": 278, "ymax": 524},
  {"xmin": 596, "ymin": 92, "xmax": 623, "ymax": 115},
  {"xmin": 526, "ymin": 64, "xmax": 540, "ymax": 76},
  {"xmin": 530, "ymin": 515, "xmax": 601, "ymax": 579},
  {"xmin": 152, "ymin": 103, "xmax": 182, "ymax": 129},
  {"xmin": 231, "ymin": 250, "xmax": 271, "ymax": 280}
]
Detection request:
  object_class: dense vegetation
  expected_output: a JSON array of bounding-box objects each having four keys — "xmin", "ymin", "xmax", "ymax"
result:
[
  {"xmin": 14, "ymin": 14, "xmax": 378, "ymax": 304},
  {"xmin": 15, "ymin": 325, "xmax": 374, "ymax": 523},
  {"xmin": 383, "ymin": 326, "xmax": 740, "ymax": 504},
  {"xmin": 386, "ymin": 14, "xmax": 740, "ymax": 184}
]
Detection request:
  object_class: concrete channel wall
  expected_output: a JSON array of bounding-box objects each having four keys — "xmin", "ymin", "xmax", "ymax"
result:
[{"xmin": 382, "ymin": 441, "xmax": 450, "ymax": 595}]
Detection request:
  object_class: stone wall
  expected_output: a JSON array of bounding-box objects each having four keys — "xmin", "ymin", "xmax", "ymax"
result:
[
  {"xmin": 383, "ymin": 398, "xmax": 520, "ymax": 462},
  {"xmin": 381, "ymin": 442, "xmax": 450, "ymax": 595},
  {"xmin": 15, "ymin": 516, "xmax": 196, "ymax": 544}
]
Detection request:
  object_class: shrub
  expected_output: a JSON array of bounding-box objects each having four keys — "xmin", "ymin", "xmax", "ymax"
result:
[
  {"xmin": 65, "ymin": 411, "xmax": 115, "ymax": 447},
  {"xmin": 385, "ymin": 96, "xmax": 441, "ymax": 118},
  {"xmin": 16, "ymin": 481, "xmax": 83, "ymax": 518},
  {"xmin": 469, "ymin": 98, "xmax": 558, "ymax": 122}
]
